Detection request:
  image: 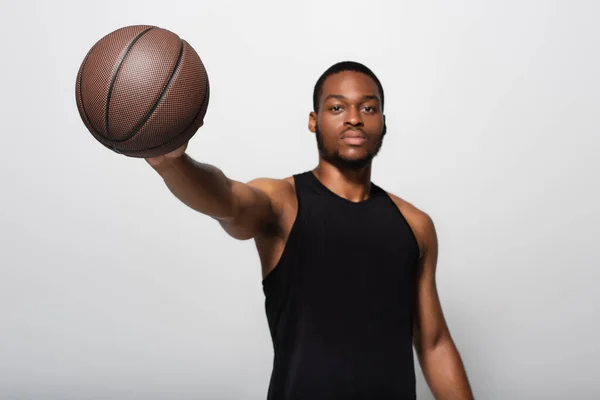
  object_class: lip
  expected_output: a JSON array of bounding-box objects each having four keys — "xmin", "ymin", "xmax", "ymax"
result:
[
  {"xmin": 341, "ymin": 130, "xmax": 367, "ymax": 145},
  {"xmin": 342, "ymin": 136, "xmax": 367, "ymax": 145}
]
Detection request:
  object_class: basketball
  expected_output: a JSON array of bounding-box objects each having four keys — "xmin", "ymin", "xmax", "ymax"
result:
[{"xmin": 75, "ymin": 25, "xmax": 210, "ymax": 158}]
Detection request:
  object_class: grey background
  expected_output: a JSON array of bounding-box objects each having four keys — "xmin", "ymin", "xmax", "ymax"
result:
[{"xmin": 1, "ymin": 0, "xmax": 599, "ymax": 398}]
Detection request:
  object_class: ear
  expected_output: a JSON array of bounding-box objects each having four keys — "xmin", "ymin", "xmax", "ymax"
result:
[
  {"xmin": 308, "ymin": 111, "xmax": 317, "ymax": 133},
  {"xmin": 382, "ymin": 114, "xmax": 387, "ymax": 136}
]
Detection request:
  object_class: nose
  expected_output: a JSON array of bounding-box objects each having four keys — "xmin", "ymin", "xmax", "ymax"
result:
[{"xmin": 345, "ymin": 106, "xmax": 364, "ymax": 127}]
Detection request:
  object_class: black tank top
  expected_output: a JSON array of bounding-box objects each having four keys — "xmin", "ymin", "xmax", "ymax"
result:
[{"xmin": 262, "ymin": 171, "xmax": 420, "ymax": 400}]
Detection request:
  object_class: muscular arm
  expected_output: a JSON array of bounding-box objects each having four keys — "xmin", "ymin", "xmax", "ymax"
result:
[
  {"xmin": 412, "ymin": 214, "xmax": 474, "ymax": 400},
  {"xmin": 149, "ymin": 152, "xmax": 285, "ymax": 240}
]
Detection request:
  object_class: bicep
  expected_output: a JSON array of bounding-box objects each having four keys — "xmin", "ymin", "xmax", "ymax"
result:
[
  {"xmin": 412, "ymin": 215, "xmax": 450, "ymax": 352},
  {"xmin": 217, "ymin": 178, "xmax": 278, "ymax": 240}
]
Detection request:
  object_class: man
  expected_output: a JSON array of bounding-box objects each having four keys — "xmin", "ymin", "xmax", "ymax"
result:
[{"xmin": 146, "ymin": 61, "xmax": 474, "ymax": 399}]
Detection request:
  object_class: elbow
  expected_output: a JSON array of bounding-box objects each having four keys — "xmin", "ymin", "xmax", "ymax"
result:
[{"xmin": 414, "ymin": 329, "xmax": 452, "ymax": 355}]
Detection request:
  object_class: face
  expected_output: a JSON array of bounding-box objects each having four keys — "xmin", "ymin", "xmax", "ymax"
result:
[{"xmin": 310, "ymin": 71, "xmax": 386, "ymax": 170}]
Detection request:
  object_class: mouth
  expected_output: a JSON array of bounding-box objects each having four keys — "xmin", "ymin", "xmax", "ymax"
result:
[
  {"xmin": 341, "ymin": 130, "xmax": 367, "ymax": 145},
  {"xmin": 342, "ymin": 136, "xmax": 367, "ymax": 145}
]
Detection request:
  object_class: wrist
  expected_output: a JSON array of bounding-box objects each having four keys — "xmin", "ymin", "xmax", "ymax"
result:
[{"xmin": 148, "ymin": 152, "xmax": 188, "ymax": 175}]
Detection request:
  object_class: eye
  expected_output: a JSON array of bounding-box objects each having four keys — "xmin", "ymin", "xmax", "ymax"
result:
[
  {"xmin": 330, "ymin": 105, "xmax": 343, "ymax": 112},
  {"xmin": 363, "ymin": 106, "xmax": 376, "ymax": 113}
]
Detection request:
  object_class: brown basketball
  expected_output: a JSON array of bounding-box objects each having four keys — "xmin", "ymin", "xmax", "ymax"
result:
[{"xmin": 75, "ymin": 25, "xmax": 210, "ymax": 158}]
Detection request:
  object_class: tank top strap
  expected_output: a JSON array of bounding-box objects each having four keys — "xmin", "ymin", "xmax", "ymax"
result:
[{"xmin": 292, "ymin": 170, "xmax": 321, "ymax": 197}]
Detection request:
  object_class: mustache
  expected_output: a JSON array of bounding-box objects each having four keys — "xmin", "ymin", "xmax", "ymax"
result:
[{"xmin": 341, "ymin": 127, "xmax": 367, "ymax": 138}]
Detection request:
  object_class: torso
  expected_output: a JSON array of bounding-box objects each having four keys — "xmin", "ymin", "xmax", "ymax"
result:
[{"xmin": 258, "ymin": 170, "xmax": 425, "ymax": 399}]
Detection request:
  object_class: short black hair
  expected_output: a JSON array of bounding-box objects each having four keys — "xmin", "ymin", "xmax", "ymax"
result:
[{"xmin": 312, "ymin": 61, "xmax": 385, "ymax": 112}]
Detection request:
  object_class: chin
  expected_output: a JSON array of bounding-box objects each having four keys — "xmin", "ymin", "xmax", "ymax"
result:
[
  {"xmin": 318, "ymin": 144, "xmax": 378, "ymax": 169},
  {"xmin": 339, "ymin": 149, "xmax": 371, "ymax": 161},
  {"xmin": 332, "ymin": 153, "xmax": 373, "ymax": 169}
]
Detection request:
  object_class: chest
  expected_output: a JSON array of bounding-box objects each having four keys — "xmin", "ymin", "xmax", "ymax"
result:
[
  {"xmin": 300, "ymin": 200, "xmax": 418, "ymax": 261},
  {"xmin": 288, "ymin": 200, "xmax": 419, "ymax": 322}
]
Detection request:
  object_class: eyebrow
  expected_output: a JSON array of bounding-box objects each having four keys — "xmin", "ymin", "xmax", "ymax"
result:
[{"xmin": 323, "ymin": 94, "xmax": 380, "ymax": 102}]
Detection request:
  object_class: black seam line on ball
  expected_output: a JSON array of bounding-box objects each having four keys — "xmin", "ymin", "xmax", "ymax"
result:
[
  {"xmin": 78, "ymin": 44, "xmax": 101, "ymax": 135},
  {"xmin": 104, "ymin": 26, "xmax": 156, "ymax": 140},
  {"xmin": 109, "ymin": 38, "xmax": 185, "ymax": 143},
  {"xmin": 125, "ymin": 81, "xmax": 209, "ymax": 155}
]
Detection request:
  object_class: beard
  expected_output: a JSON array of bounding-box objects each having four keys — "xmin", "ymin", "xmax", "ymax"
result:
[{"xmin": 315, "ymin": 123, "xmax": 385, "ymax": 171}]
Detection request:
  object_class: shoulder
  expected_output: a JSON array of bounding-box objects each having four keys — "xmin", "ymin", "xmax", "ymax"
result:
[
  {"xmin": 246, "ymin": 176, "xmax": 297, "ymax": 217},
  {"xmin": 246, "ymin": 176, "xmax": 295, "ymax": 199},
  {"xmin": 386, "ymin": 191, "xmax": 437, "ymax": 260},
  {"xmin": 241, "ymin": 176, "xmax": 298, "ymax": 242}
]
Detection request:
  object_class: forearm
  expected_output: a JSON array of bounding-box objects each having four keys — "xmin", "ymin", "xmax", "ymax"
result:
[
  {"xmin": 417, "ymin": 337, "xmax": 474, "ymax": 400},
  {"xmin": 150, "ymin": 153, "xmax": 235, "ymax": 219}
]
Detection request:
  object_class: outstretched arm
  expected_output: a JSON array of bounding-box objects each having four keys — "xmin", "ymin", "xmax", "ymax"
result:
[
  {"xmin": 413, "ymin": 215, "xmax": 474, "ymax": 400},
  {"xmin": 148, "ymin": 147, "xmax": 286, "ymax": 240}
]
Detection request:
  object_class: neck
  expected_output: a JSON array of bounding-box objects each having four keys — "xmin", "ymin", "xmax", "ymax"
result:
[{"xmin": 313, "ymin": 159, "xmax": 373, "ymax": 203}]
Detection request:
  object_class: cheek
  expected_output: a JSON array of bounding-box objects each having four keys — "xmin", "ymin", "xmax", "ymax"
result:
[
  {"xmin": 317, "ymin": 117, "xmax": 341, "ymax": 135},
  {"xmin": 366, "ymin": 114, "xmax": 384, "ymax": 126},
  {"xmin": 366, "ymin": 118, "xmax": 385, "ymax": 134}
]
